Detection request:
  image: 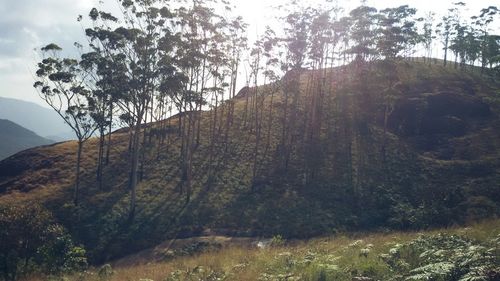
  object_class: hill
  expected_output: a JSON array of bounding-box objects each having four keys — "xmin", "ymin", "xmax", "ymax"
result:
[
  {"xmin": 0, "ymin": 61, "xmax": 499, "ymax": 266},
  {"xmin": 0, "ymin": 119, "xmax": 54, "ymax": 160},
  {"xmin": 0, "ymin": 97, "xmax": 73, "ymax": 141}
]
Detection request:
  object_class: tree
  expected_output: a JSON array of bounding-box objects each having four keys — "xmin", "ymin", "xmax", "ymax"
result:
[
  {"xmin": 448, "ymin": 2, "xmax": 467, "ymax": 69},
  {"xmin": 172, "ymin": 0, "xmax": 227, "ymax": 200},
  {"xmin": 450, "ymin": 22, "xmax": 467, "ymax": 68},
  {"xmin": 303, "ymin": 8, "xmax": 332, "ymax": 184},
  {"xmin": 421, "ymin": 12, "xmax": 436, "ymax": 64},
  {"xmin": 484, "ymin": 35, "xmax": 500, "ymax": 69},
  {"xmin": 0, "ymin": 204, "xmax": 87, "ymax": 281},
  {"xmin": 377, "ymin": 5, "xmax": 418, "ymax": 60},
  {"xmin": 79, "ymin": 49, "xmax": 114, "ymax": 190},
  {"xmin": 437, "ymin": 6, "xmax": 460, "ymax": 67},
  {"xmin": 346, "ymin": 5, "xmax": 378, "ymax": 62},
  {"xmin": 223, "ymin": 16, "xmax": 248, "ymax": 151},
  {"xmin": 473, "ymin": 6, "xmax": 499, "ymax": 73},
  {"xmin": 84, "ymin": 1, "xmax": 181, "ymax": 216},
  {"xmin": 248, "ymin": 37, "xmax": 266, "ymax": 188},
  {"xmin": 34, "ymin": 43, "xmax": 97, "ymax": 206},
  {"xmin": 278, "ymin": 3, "xmax": 313, "ymax": 171},
  {"xmin": 464, "ymin": 27, "xmax": 481, "ymax": 69}
]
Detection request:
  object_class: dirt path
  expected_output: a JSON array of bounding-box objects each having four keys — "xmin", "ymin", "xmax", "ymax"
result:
[{"xmin": 113, "ymin": 236, "xmax": 272, "ymax": 267}]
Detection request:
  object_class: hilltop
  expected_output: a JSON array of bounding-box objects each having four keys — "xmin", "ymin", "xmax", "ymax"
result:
[{"xmin": 0, "ymin": 61, "xmax": 499, "ymax": 266}]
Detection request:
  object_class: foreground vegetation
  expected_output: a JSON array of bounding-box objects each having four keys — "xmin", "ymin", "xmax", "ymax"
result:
[{"xmin": 18, "ymin": 219, "xmax": 499, "ymax": 281}]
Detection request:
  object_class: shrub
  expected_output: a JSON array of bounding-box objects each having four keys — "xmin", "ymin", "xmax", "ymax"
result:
[
  {"xmin": 302, "ymin": 263, "xmax": 349, "ymax": 281},
  {"xmin": 382, "ymin": 234, "xmax": 500, "ymax": 281},
  {"xmin": 271, "ymin": 235, "xmax": 286, "ymax": 247},
  {"xmin": 97, "ymin": 264, "xmax": 113, "ymax": 280},
  {"xmin": 164, "ymin": 266, "xmax": 226, "ymax": 281},
  {"xmin": 0, "ymin": 203, "xmax": 87, "ymax": 281}
]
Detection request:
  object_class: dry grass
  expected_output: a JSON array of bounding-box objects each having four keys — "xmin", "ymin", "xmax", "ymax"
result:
[
  {"xmin": 21, "ymin": 218, "xmax": 495, "ymax": 281},
  {"xmin": 0, "ymin": 131, "xmax": 131, "ymax": 205}
]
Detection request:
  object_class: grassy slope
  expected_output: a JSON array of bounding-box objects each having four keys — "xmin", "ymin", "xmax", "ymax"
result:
[
  {"xmin": 25, "ymin": 219, "xmax": 500, "ymax": 281},
  {"xmin": 0, "ymin": 61, "xmax": 499, "ymax": 264}
]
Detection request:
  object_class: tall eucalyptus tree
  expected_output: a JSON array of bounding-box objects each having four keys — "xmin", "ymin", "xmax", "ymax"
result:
[
  {"xmin": 84, "ymin": 0, "xmax": 178, "ymax": 217},
  {"xmin": 34, "ymin": 44, "xmax": 98, "ymax": 206}
]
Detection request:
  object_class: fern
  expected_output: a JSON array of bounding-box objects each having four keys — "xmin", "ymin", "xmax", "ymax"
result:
[
  {"xmin": 384, "ymin": 234, "xmax": 500, "ymax": 281},
  {"xmin": 406, "ymin": 262, "xmax": 455, "ymax": 280}
]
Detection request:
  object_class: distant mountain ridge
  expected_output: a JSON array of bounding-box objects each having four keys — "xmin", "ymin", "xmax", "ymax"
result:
[
  {"xmin": 0, "ymin": 119, "xmax": 54, "ymax": 160},
  {"xmin": 0, "ymin": 97, "xmax": 73, "ymax": 141}
]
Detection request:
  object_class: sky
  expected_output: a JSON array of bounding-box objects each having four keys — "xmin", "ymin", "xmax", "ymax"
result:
[{"xmin": 0, "ymin": 0, "xmax": 498, "ymax": 107}]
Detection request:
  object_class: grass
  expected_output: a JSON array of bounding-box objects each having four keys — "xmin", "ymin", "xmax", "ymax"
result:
[
  {"xmin": 0, "ymin": 132, "xmax": 130, "ymax": 202},
  {"xmin": 22, "ymin": 219, "xmax": 499, "ymax": 281}
]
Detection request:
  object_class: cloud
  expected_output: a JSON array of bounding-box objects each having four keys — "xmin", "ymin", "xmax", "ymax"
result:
[
  {"xmin": 0, "ymin": 0, "xmax": 97, "ymax": 105},
  {"xmin": 0, "ymin": 0, "xmax": 91, "ymax": 27}
]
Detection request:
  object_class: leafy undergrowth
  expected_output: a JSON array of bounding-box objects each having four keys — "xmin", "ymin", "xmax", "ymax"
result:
[{"xmin": 23, "ymin": 219, "xmax": 500, "ymax": 281}]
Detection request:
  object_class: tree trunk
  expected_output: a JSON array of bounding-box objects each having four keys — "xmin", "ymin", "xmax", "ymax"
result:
[
  {"xmin": 382, "ymin": 103, "xmax": 390, "ymax": 165},
  {"xmin": 105, "ymin": 103, "xmax": 113, "ymax": 165},
  {"xmin": 178, "ymin": 103, "xmax": 183, "ymax": 137},
  {"xmin": 281, "ymin": 82, "xmax": 289, "ymax": 171},
  {"xmin": 183, "ymin": 113, "xmax": 194, "ymax": 203},
  {"xmin": 265, "ymin": 89, "xmax": 275, "ymax": 154},
  {"xmin": 284, "ymin": 69, "xmax": 301, "ymax": 171},
  {"xmin": 74, "ymin": 140, "xmax": 83, "ymax": 206},
  {"xmin": 443, "ymin": 35, "xmax": 449, "ymax": 67},
  {"xmin": 251, "ymin": 85, "xmax": 261, "ymax": 190},
  {"xmin": 243, "ymin": 85, "xmax": 250, "ymax": 128},
  {"xmin": 96, "ymin": 128, "xmax": 105, "ymax": 190},
  {"xmin": 129, "ymin": 117, "xmax": 142, "ymax": 219},
  {"xmin": 196, "ymin": 102, "xmax": 202, "ymax": 148}
]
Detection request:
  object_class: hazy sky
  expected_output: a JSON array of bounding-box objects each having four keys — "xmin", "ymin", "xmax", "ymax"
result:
[{"xmin": 0, "ymin": 0, "xmax": 497, "ymax": 107}]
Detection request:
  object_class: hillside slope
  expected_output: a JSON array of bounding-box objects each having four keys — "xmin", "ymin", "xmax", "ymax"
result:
[
  {"xmin": 0, "ymin": 61, "xmax": 499, "ymax": 264},
  {"xmin": 0, "ymin": 119, "xmax": 54, "ymax": 160},
  {"xmin": 0, "ymin": 97, "xmax": 73, "ymax": 140}
]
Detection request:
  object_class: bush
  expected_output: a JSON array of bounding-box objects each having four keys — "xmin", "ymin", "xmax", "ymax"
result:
[
  {"xmin": 382, "ymin": 234, "xmax": 500, "ymax": 281},
  {"xmin": 302, "ymin": 263, "xmax": 349, "ymax": 281},
  {"xmin": 97, "ymin": 264, "xmax": 113, "ymax": 280},
  {"xmin": 164, "ymin": 266, "xmax": 226, "ymax": 281},
  {"xmin": 271, "ymin": 235, "xmax": 286, "ymax": 247},
  {"xmin": 0, "ymin": 203, "xmax": 87, "ymax": 281}
]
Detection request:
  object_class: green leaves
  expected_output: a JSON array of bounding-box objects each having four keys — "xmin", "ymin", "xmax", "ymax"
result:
[
  {"xmin": 0, "ymin": 204, "xmax": 87, "ymax": 279},
  {"xmin": 41, "ymin": 43, "xmax": 62, "ymax": 52},
  {"xmin": 48, "ymin": 72, "xmax": 74, "ymax": 83},
  {"xmin": 383, "ymin": 234, "xmax": 500, "ymax": 281},
  {"xmin": 165, "ymin": 266, "xmax": 226, "ymax": 281},
  {"xmin": 377, "ymin": 5, "xmax": 419, "ymax": 59}
]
